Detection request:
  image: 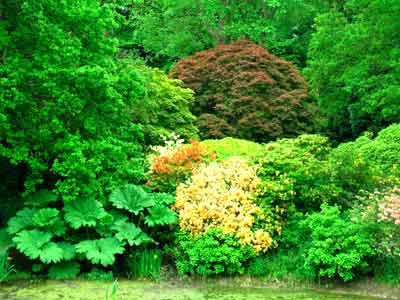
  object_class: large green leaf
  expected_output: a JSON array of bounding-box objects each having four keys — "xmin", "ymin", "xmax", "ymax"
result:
[
  {"xmin": 12, "ymin": 230, "xmax": 52, "ymax": 260},
  {"xmin": 39, "ymin": 242, "xmax": 64, "ymax": 264},
  {"xmin": 111, "ymin": 221, "xmax": 154, "ymax": 246},
  {"xmin": 32, "ymin": 208, "xmax": 59, "ymax": 226},
  {"xmin": 58, "ymin": 242, "xmax": 76, "ymax": 261},
  {"xmin": 145, "ymin": 205, "xmax": 178, "ymax": 227},
  {"xmin": 7, "ymin": 208, "xmax": 37, "ymax": 234},
  {"xmin": 151, "ymin": 193, "xmax": 175, "ymax": 206},
  {"xmin": 75, "ymin": 238, "xmax": 125, "ymax": 267},
  {"xmin": 64, "ymin": 198, "xmax": 107, "ymax": 229},
  {"xmin": 110, "ymin": 184, "xmax": 155, "ymax": 215},
  {"xmin": 48, "ymin": 261, "xmax": 80, "ymax": 279},
  {"xmin": 24, "ymin": 189, "xmax": 58, "ymax": 207}
]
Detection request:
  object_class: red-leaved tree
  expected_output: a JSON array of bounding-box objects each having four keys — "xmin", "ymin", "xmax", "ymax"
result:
[{"xmin": 170, "ymin": 40, "xmax": 318, "ymax": 142}]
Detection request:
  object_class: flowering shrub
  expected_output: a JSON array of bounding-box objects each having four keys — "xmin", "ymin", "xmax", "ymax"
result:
[
  {"xmin": 379, "ymin": 187, "xmax": 400, "ymax": 225},
  {"xmin": 147, "ymin": 134, "xmax": 215, "ymax": 193},
  {"xmin": 174, "ymin": 157, "xmax": 276, "ymax": 254}
]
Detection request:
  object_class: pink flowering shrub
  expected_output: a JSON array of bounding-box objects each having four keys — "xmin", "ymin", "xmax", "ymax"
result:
[{"xmin": 378, "ymin": 187, "xmax": 400, "ymax": 225}]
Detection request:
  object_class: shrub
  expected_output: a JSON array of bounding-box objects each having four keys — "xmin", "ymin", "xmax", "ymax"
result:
[
  {"xmin": 126, "ymin": 63, "xmax": 198, "ymax": 145},
  {"xmin": 305, "ymin": 0, "xmax": 400, "ymax": 141},
  {"xmin": 170, "ymin": 40, "xmax": 318, "ymax": 142},
  {"xmin": 303, "ymin": 205, "xmax": 375, "ymax": 282},
  {"xmin": 5, "ymin": 185, "xmax": 177, "ymax": 275},
  {"xmin": 201, "ymin": 137, "xmax": 265, "ymax": 161},
  {"xmin": 174, "ymin": 157, "xmax": 278, "ymax": 254},
  {"xmin": 257, "ymin": 134, "xmax": 339, "ymax": 212},
  {"xmin": 147, "ymin": 136, "xmax": 215, "ymax": 193},
  {"xmin": 174, "ymin": 228, "xmax": 255, "ymax": 276}
]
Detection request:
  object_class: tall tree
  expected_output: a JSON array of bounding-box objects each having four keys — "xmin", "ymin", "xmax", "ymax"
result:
[
  {"xmin": 305, "ymin": 0, "xmax": 400, "ymax": 141},
  {"xmin": 117, "ymin": 0, "xmax": 331, "ymax": 69}
]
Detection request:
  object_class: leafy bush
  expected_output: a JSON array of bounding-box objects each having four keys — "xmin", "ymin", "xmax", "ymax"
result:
[
  {"xmin": 174, "ymin": 157, "xmax": 277, "ymax": 254},
  {"xmin": 306, "ymin": 0, "xmax": 400, "ymax": 141},
  {"xmin": 303, "ymin": 205, "xmax": 375, "ymax": 282},
  {"xmin": 127, "ymin": 63, "xmax": 198, "ymax": 145},
  {"xmin": 0, "ymin": 0, "xmax": 146, "ymax": 203},
  {"xmin": 257, "ymin": 135, "xmax": 339, "ymax": 212},
  {"xmin": 174, "ymin": 229, "xmax": 255, "ymax": 276},
  {"xmin": 6, "ymin": 185, "xmax": 177, "ymax": 275},
  {"xmin": 201, "ymin": 137, "xmax": 265, "ymax": 161},
  {"xmin": 147, "ymin": 136, "xmax": 215, "ymax": 193},
  {"xmin": 170, "ymin": 40, "xmax": 318, "ymax": 142}
]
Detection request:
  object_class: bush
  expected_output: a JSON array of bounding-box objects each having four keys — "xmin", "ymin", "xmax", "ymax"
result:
[
  {"xmin": 5, "ymin": 185, "xmax": 177, "ymax": 276},
  {"xmin": 147, "ymin": 136, "xmax": 215, "ymax": 193},
  {"xmin": 174, "ymin": 157, "xmax": 278, "ymax": 254},
  {"xmin": 201, "ymin": 137, "xmax": 265, "ymax": 161},
  {"xmin": 127, "ymin": 63, "xmax": 198, "ymax": 145},
  {"xmin": 303, "ymin": 205, "xmax": 374, "ymax": 282},
  {"xmin": 170, "ymin": 40, "xmax": 318, "ymax": 142},
  {"xmin": 174, "ymin": 228, "xmax": 255, "ymax": 276},
  {"xmin": 257, "ymin": 134, "xmax": 339, "ymax": 212}
]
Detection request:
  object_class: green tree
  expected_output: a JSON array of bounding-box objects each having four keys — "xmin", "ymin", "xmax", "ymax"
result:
[
  {"xmin": 0, "ymin": 0, "xmax": 145, "ymax": 202},
  {"xmin": 306, "ymin": 0, "xmax": 400, "ymax": 141},
  {"xmin": 117, "ymin": 0, "xmax": 332, "ymax": 69}
]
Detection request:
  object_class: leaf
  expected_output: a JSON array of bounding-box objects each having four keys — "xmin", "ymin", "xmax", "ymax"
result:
[
  {"xmin": 58, "ymin": 242, "xmax": 76, "ymax": 261},
  {"xmin": 32, "ymin": 208, "xmax": 59, "ymax": 227},
  {"xmin": 7, "ymin": 208, "xmax": 37, "ymax": 234},
  {"xmin": 111, "ymin": 221, "xmax": 154, "ymax": 246},
  {"xmin": 0, "ymin": 229, "xmax": 13, "ymax": 252},
  {"xmin": 39, "ymin": 242, "xmax": 65, "ymax": 264},
  {"xmin": 64, "ymin": 198, "xmax": 107, "ymax": 229},
  {"xmin": 151, "ymin": 193, "xmax": 175, "ymax": 206},
  {"xmin": 48, "ymin": 262, "xmax": 80, "ymax": 279},
  {"xmin": 110, "ymin": 184, "xmax": 155, "ymax": 215},
  {"xmin": 32, "ymin": 208, "xmax": 67, "ymax": 236},
  {"xmin": 24, "ymin": 189, "xmax": 58, "ymax": 207},
  {"xmin": 13, "ymin": 230, "xmax": 52, "ymax": 260},
  {"xmin": 75, "ymin": 238, "xmax": 125, "ymax": 267},
  {"xmin": 145, "ymin": 205, "xmax": 177, "ymax": 227}
]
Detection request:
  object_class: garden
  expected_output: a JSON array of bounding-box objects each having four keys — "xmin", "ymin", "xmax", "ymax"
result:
[{"xmin": 0, "ymin": 1, "xmax": 399, "ymax": 299}]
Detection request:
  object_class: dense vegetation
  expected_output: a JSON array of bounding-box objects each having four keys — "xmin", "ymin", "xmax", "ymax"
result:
[{"xmin": 0, "ymin": 0, "xmax": 399, "ymax": 287}]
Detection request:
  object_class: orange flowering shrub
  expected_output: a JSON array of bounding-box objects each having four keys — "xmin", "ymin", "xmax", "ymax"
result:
[
  {"xmin": 147, "ymin": 136, "xmax": 215, "ymax": 193},
  {"xmin": 174, "ymin": 157, "xmax": 276, "ymax": 254}
]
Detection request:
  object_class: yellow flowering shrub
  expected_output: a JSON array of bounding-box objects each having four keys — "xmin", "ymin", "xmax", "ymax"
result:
[{"xmin": 174, "ymin": 157, "xmax": 275, "ymax": 253}]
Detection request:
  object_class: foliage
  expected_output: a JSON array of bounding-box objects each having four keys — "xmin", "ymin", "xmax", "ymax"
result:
[
  {"xmin": 303, "ymin": 205, "xmax": 375, "ymax": 282},
  {"xmin": 48, "ymin": 262, "xmax": 80, "ymax": 280},
  {"xmin": 0, "ymin": 0, "xmax": 145, "ymax": 204},
  {"xmin": 126, "ymin": 63, "xmax": 198, "ymax": 144},
  {"xmin": 126, "ymin": 248, "xmax": 162, "ymax": 279},
  {"xmin": 85, "ymin": 268, "xmax": 114, "ymax": 281},
  {"xmin": 0, "ymin": 250, "xmax": 14, "ymax": 282},
  {"xmin": 105, "ymin": 280, "xmax": 118, "ymax": 300},
  {"xmin": 64, "ymin": 198, "xmax": 108, "ymax": 229},
  {"xmin": 109, "ymin": 184, "xmax": 155, "ymax": 215},
  {"xmin": 6, "ymin": 185, "xmax": 176, "ymax": 271},
  {"xmin": 147, "ymin": 137, "xmax": 215, "ymax": 193},
  {"xmin": 75, "ymin": 238, "xmax": 125, "ymax": 267},
  {"xmin": 174, "ymin": 228, "xmax": 255, "ymax": 276},
  {"xmin": 117, "ymin": 0, "xmax": 332, "ymax": 69},
  {"xmin": 257, "ymin": 135, "xmax": 339, "ymax": 212},
  {"xmin": 175, "ymin": 157, "xmax": 276, "ymax": 254},
  {"xmin": 305, "ymin": 0, "xmax": 400, "ymax": 141},
  {"xmin": 170, "ymin": 40, "xmax": 318, "ymax": 142},
  {"xmin": 201, "ymin": 138, "xmax": 265, "ymax": 161}
]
